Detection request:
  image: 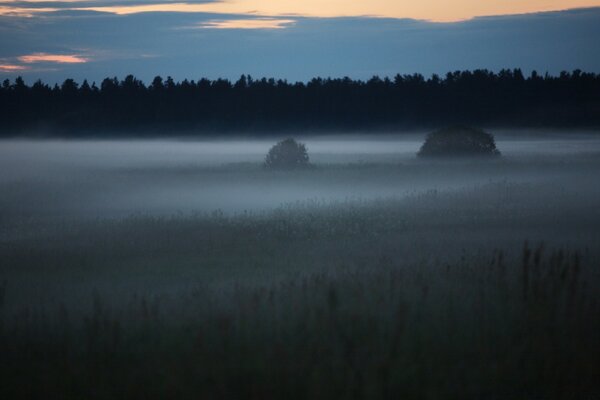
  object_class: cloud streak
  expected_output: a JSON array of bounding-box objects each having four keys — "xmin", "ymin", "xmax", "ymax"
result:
[
  {"xmin": 197, "ymin": 18, "xmax": 295, "ymax": 29},
  {"xmin": 0, "ymin": 52, "xmax": 89, "ymax": 73},
  {"xmin": 0, "ymin": 5, "xmax": 57, "ymax": 16},
  {"xmin": 1, "ymin": 0, "xmax": 600, "ymax": 21},
  {"xmin": 0, "ymin": 63, "xmax": 28, "ymax": 71},
  {"xmin": 18, "ymin": 53, "xmax": 88, "ymax": 63}
]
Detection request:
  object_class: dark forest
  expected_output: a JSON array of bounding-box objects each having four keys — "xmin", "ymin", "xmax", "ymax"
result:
[{"xmin": 2, "ymin": 69, "xmax": 599, "ymax": 135}]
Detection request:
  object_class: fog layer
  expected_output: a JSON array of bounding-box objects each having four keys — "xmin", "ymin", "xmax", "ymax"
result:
[{"xmin": 1, "ymin": 132, "xmax": 600, "ymax": 221}]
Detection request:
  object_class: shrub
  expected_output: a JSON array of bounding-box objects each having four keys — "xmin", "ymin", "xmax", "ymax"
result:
[
  {"xmin": 417, "ymin": 126, "xmax": 501, "ymax": 157},
  {"xmin": 265, "ymin": 138, "xmax": 310, "ymax": 169}
]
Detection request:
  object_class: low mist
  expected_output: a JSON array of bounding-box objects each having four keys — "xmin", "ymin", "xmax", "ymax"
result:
[{"xmin": 2, "ymin": 131, "xmax": 599, "ymax": 221}]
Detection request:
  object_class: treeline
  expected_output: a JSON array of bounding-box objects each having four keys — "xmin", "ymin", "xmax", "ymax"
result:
[{"xmin": 1, "ymin": 69, "xmax": 600, "ymax": 135}]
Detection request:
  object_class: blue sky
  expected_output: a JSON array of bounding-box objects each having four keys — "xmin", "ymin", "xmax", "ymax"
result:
[{"xmin": 1, "ymin": 3, "xmax": 599, "ymax": 83}]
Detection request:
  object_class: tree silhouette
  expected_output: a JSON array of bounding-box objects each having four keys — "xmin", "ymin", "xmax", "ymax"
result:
[
  {"xmin": 0, "ymin": 69, "xmax": 599, "ymax": 135},
  {"xmin": 418, "ymin": 126, "xmax": 501, "ymax": 157},
  {"xmin": 265, "ymin": 138, "xmax": 310, "ymax": 169}
]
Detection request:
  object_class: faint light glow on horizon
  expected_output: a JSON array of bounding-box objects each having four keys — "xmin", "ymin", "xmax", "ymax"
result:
[
  {"xmin": 18, "ymin": 53, "xmax": 89, "ymax": 64},
  {"xmin": 1, "ymin": 0, "xmax": 600, "ymax": 21},
  {"xmin": 198, "ymin": 18, "xmax": 295, "ymax": 29}
]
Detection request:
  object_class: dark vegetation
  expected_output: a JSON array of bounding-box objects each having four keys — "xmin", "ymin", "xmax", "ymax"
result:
[
  {"xmin": 418, "ymin": 126, "xmax": 501, "ymax": 157},
  {"xmin": 1, "ymin": 138, "xmax": 599, "ymax": 398},
  {"xmin": 265, "ymin": 138, "xmax": 310, "ymax": 169},
  {"xmin": 0, "ymin": 182, "xmax": 599, "ymax": 399},
  {"xmin": 1, "ymin": 69, "xmax": 600, "ymax": 135}
]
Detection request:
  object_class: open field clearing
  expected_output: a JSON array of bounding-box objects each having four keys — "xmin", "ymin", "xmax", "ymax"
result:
[{"xmin": 1, "ymin": 133, "xmax": 599, "ymax": 398}]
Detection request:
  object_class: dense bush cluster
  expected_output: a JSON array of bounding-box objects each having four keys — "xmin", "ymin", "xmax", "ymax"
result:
[
  {"xmin": 1, "ymin": 69, "xmax": 600, "ymax": 134},
  {"xmin": 418, "ymin": 126, "xmax": 501, "ymax": 157},
  {"xmin": 264, "ymin": 138, "xmax": 310, "ymax": 169}
]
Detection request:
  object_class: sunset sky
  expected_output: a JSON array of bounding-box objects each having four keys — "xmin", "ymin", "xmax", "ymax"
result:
[{"xmin": 1, "ymin": 0, "xmax": 599, "ymax": 82}]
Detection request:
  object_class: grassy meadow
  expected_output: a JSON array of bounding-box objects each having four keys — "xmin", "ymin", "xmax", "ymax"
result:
[{"xmin": 1, "ymin": 135, "xmax": 599, "ymax": 399}]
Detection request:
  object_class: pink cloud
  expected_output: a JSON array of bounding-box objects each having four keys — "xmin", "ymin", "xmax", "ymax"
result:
[
  {"xmin": 199, "ymin": 18, "xmax": 295, "ymax": 29},
  {"xmin": 0, "ymin": 64, "xmax": 28, "ymax": 72},
  {"xmin": 18, "ymin": 53, "xmax": 88, "ymax": 64}
]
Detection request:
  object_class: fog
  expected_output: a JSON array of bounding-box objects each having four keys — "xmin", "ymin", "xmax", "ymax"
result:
[
  {"xmin": 1, "ymin": 131, "xmax": 599, "ymax": 398},
  {"xmin": 1, "ymin": 132, "xmax": 599, "ymax": 222},
  {"xmin": 2, "ymin": 130, "xmax": 600, "ymax": 311}
]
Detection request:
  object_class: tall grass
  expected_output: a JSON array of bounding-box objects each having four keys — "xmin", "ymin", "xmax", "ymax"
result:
[
  {"xmin": 0, "ymin": 246, "xmax": 598, "ymax": 399},
  {"xmin": 1, "ymin": 182, "xmax": 599, "ymax": 399}
]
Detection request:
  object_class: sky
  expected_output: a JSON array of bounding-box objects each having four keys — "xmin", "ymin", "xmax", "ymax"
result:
[{"xmin": 1, "ymin": 0, "xmax": 599, "ymax": 83}]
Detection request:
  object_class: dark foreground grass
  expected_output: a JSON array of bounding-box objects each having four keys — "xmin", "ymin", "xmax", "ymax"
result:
[
  {"xmin": 1, "ymin": 247, "xmax": 598, "ymax": 399},
  {"xmin": 1, "ymin": 183, "xmax": 599, "ymax": 399}
]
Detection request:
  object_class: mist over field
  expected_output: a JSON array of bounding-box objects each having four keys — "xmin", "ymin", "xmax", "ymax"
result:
[
  {"xmin": 1, "ymin": 131, "xmax": 600, "ymax": 398},
  {"xmin": 3, "ymin": 0, "xmax": 600, "ymax": 395},
  {"xmin": 2, "ymin": 131, "xmax": 600, "ymax": 218}
]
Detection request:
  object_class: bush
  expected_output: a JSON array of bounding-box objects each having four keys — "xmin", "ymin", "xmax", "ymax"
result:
[
  {"xmin": 417, "ymin": 126, "xmax": 501, "ymax": 157},
  {"xmin": 265, "ymin": 138, "xmax": 310, "ymax": 169}
]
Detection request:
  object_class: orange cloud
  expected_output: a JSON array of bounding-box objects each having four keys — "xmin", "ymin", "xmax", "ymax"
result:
[
  {"xmin": 0, "ymin": 64, "xmax": 28, "ymax": 72},
  {"xmin": 0, "ymin": 5, "xmax": 58, "ymax": 17},
  {"xmin": 74, "ymin": 0, "xmax": 600, "ymax": 22},
  {"xmin": 18, "ymin": 53, "xmax": 88, "ymax": 63},
  {"xmin": 76, "ymin": 3, "xmax": 207, "ymax": 15},
  {"xmin": 1, "ymin": 0, "xmax": 600, "ymax": 21},
  {"xmin": 199, "ymin": 18, "xmax": 295, "ymax": 29}
]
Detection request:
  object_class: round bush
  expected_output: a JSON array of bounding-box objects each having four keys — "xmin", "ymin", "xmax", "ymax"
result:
[
  {"xmin": 418, "ymin": 126, "xmax": 501, "ymax": 157},
  {"xmin": 265, "ymin": 138, "xmax": 310, "ymax": 169}
]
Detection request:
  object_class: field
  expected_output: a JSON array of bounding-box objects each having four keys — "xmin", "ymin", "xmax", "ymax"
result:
[{"xmin": 1, "ymin": 133, "xmax": 599, "ymax": 399}]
